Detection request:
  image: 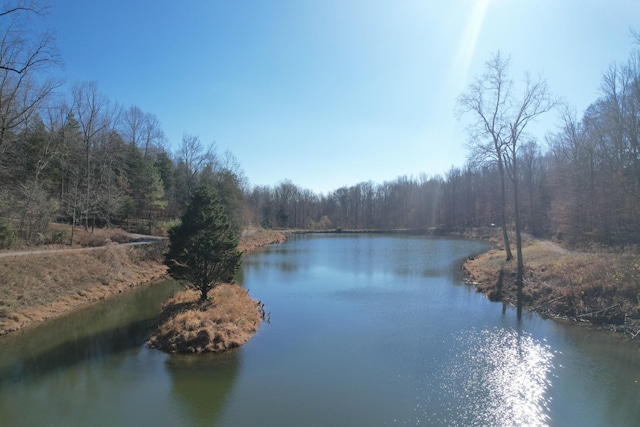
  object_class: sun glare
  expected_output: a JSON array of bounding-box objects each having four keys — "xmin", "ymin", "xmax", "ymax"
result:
[
  {"xmin": 435, "ymin": 327, "xmax": 554, "ymax": 426},
  {"xmin": 452, "ymin": 0, "xmax": 491, "ymax": 91}
]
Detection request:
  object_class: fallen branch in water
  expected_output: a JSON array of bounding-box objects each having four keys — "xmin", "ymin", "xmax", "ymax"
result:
[
  {"xmin": 532, "ymin": 295, "xmax": 565, "ymax": 312},
  {"xmin": 576, "ymin": 303, "xmax": 620, "ymax": 319}
]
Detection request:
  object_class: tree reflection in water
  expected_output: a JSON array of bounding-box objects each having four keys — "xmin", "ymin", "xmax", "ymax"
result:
[{"xmin": 166, "ymin": 351, "xmax": 240, "ymax": 426}]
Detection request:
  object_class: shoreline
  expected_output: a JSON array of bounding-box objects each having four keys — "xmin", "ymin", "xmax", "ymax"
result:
[
  {"xmin": 0, "ymin": 228, "xmax": 286, "ymax": 337},
  {"xmin": 147, "ymin": 285, "xmax": 264, "ymax": 354},
  {"xmin": 459, "ymin": 233, "xmax": 640, "ymax": 338},
  {"xmin": 0, "ymin": 243, "xmax": 168, "ymax": 336},
  {"xmin": 312, "ymin": 225, "xmax": 640, "ymax": 339},
  {"xmin": 4, "ymin": 226, "xmax": 638, "ymax": 340}
]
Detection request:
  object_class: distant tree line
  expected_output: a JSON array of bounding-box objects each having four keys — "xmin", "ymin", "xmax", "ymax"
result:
[
  {"xmin": 1, "ymin": 1, "xmax": 639, "ymax": 250},
  {"xmin": 246, "ymin": 41, "xmax": 640, "ymax": 248}
]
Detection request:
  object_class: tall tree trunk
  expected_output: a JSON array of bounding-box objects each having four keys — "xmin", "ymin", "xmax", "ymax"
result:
[
  {"xmin": 512, "ymin": 156, "xmax": 524, "ymax": 319},
  {"xmin": 85, "ymin": 143, "xmax": 90, "ymax": 231},
  {"xmin": 497, "ymin": 157, "xmax": 513, "ymax": 261}
]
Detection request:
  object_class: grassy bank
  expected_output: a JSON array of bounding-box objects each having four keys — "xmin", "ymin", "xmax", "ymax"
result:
[
  {"xmin": 0, "ymin": 243, "xmax": 167, "ymax": 335},
  {"xmin": 239, "ymin": 227, "xmax": 286, "ymax": 252},
  {"xmin": 464, "ymin": 239, "xmax": 640, "ymax": 336},
  {"xmin": 147, "ymin": 285, "xmax": 263, "ymax": 353},
  {"xmin": 0, "ymin": 223, "xmax": 137, "ymax": 252},
  {"xmin": 0, "ymin": 227, "xmax": 286, "ymax": 336}
]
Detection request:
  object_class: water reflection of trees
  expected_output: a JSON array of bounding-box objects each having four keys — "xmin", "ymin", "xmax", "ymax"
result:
[
  {"xmin": 244, "ymin": 259, "xmax": 300, "ymax": 273},
  {"xmin": 166, "ymin": 352, "xmax": 240, "ymax": 427},
  {"xmin": 0, "ymin": 281, "xmax": 178, "ymax": 383},
  {"xmin": 0, "ymin": 317, "xmax": 157, "ymax": 383}
]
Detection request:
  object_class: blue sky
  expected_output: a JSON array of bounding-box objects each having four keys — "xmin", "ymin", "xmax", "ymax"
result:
[{"xmin": 48, "ymin": 0, "xmax": 639, "ymax": 194}]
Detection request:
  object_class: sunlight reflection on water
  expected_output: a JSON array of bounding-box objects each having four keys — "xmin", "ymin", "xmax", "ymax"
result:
[{"xmin": 412, "ymin": 327, "xmax": 554, "ymax": 426}]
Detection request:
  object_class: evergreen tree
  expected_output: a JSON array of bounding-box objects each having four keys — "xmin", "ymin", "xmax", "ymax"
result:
[{"xmin": 164, "ymin": 185, "xmax": 242, "ymax": 301}]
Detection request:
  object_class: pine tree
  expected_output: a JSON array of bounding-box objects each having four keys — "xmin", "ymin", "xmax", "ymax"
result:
[{"xmin": 164, "ymin": 185, "xmax": 242, "ymax": 301}]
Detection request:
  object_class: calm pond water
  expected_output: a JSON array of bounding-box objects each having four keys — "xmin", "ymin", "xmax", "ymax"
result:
[{"xmin": 1, "ymin": 233, "xmax": 639, "ymax": 426}]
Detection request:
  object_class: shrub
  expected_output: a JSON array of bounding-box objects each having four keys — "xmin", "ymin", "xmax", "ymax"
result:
[
  {"xmin": 48, "ymin": 228, "xmax": 70, "ymax": 245},
  {"xmin": 0, "ymin": 219, "xmax": 14, "ymax": 249}
]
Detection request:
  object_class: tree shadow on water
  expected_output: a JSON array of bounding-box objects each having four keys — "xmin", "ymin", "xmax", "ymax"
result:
[
  {"xmin": 0, "ymin": 280, "xmax": 180, "ymax": 385},
  {"xmin": 166, "ymin": 351, "xmax": 240, "ymax": 427},
  {"xmin": 0, "ymin": 316, "xmax": 159, "ymax": 384}
]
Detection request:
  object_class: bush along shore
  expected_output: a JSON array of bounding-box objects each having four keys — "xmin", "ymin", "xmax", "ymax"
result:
[
  {"xmin": 462, "ymin": 232, "xmax": 640, "ymax": 338},
  {"xmin": 0, "ymin": 227, "xmax": 285, "ymax": 337}
]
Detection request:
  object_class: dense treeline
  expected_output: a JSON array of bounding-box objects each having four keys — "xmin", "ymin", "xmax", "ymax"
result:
[
  {"xmin": 0, "ymin": 90, "xmax": 246, "ymax": 245},
  {"xmin": 1, "ymin": 2, "xmax": 639, "ymax": 250},
  {"xmin": 0, "ymin": 3, "xmax": 247, "ymax": 248}
]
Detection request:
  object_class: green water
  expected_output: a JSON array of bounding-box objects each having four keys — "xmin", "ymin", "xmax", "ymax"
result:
[{"xmin": 1, "ymin": 234, "xmax": 639, "ymax": 426}]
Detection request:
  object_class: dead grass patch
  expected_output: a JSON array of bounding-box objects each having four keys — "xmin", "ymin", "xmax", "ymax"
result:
[
  {"xmin": 0, "ymin": 223, "xmax": 134, "ymax": 252},
  {"xmin": 147, "ymin": 284, "xmax": 263, "ymax": 353},
  {"xmin": 464, "ymin": 240, "xmax": 640, "ymax": 334},
  {"xmin": 73, "ymin": 226, "xmax": 132, "ymax": 246},
  {"xmin": 239, "ymin": 227, "xmax": 286, "ymax": 253},
  {"xmin": 0, "ymin": 244, "xmax": 167, "ymax": 335},
  {"xmin": 0, "ymin": 226, "xmax": 281, "ymax": 336}
]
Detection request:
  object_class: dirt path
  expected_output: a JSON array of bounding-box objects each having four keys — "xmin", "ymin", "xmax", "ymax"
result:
[{"xmin": 0, "ymin": 235, "xmax": 166, "ymax": 258}]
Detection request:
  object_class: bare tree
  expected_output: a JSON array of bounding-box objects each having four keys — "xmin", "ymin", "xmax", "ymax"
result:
[
  {"xmin": 120, "ymin": 105, "xmax": 144, "ymax": 149},
  {"xmin": 577, "ymin": 48, "xmax": 640, "ymax": 243},
  {"xmin": 502, "ymin": 72, "xmax": 556, "ymax": 309},
  {"xmin": 71, "ymin": 81, "xmax": 120, "ymax": 230},
  {"xmin": 0, "ymin": 0, "xmax": 62, "ymax": 175},
  {"xmin": 141, "ymin": 112, "xmax": 166, "ymax": 159},
  {"xmin": 547, "ymin": 105, "xmax": 597, "ymax": 242},
  {"xmin": 16, "ymin": 111, "xmax": 62, "ymax": 241},
  {"xmin": 177, "ymin": 133, "xmax": 217, "ymax": 196},
  {"xmin": 121, "ymin": 105, "xmax": 166, "ymax": 160},
  {"xmin": 458, "ymin": 52, "xmax": 556, "ymax": 311},
  {"xmin": 456, "ymin": 52, "xmax": 514, "ymax": 261},
  {"xmin": 0, "ymin": 1, "xmax": 59, "ymax": 74},
  {"xmin": 631, "ymin": 27, "xmax": 640, "ymax": 45}
]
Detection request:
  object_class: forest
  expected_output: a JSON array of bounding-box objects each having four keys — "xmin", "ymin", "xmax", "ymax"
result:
[{"xmin": 1, "ymin": 3, "xmax": 640, "ymax": 251}]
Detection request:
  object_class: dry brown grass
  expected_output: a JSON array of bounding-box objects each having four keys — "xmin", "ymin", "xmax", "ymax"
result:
[
  {"xmin": 0, "ymin": 244, "xmax": 167, "ymax": 335},
  {"xmin": 147, "ymin": 284, "xmax": 263, "ymax": 353},
  {"xmin": 464, "ymin": 240, "xmax": 640, "ymax": 333},
  {"xmin": 0, "ymin": 223, "xmax": 134, "ymax": 252},
  {"xmin": 0, "ymin": 226, "xmax": 283, "ymax": 336},
  {"xmin": 238, "ymin": 227, "xmax": 286, "ymax": 253},
  {"xmin": 71, "ymin": 226, "xmax": 133, "ymax": 246}
]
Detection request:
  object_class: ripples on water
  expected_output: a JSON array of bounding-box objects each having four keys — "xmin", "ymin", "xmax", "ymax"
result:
[{"xmin": 408, "ymin": 327, "xmax": 554, "ymax": 426}]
